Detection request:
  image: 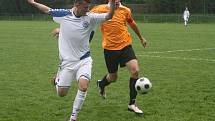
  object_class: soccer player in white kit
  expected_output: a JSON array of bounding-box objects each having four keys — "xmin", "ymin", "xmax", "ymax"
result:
[
  {"xmin": 183, "ymin": 7, "xmax": 190, "ymax": 26},
  {"xmin": 27, "ymin": 0, "xmax": 116, "ymax": 121}
]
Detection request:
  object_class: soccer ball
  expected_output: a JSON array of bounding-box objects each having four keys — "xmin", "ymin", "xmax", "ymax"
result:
[{"xmin": 135, "ymin": 77, "xmax": 152, "ymax": 94}]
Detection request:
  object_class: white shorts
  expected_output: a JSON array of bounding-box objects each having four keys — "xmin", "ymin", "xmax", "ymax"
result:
[
  {"xmin": 55, "ymin": 57, "xmax": 92, "ymax": 87},
  {"xmin": 184, "ymin": 17, "xmax": 188, "ymax": 21}
]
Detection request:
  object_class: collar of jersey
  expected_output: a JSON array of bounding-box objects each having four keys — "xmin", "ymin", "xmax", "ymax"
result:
[{"xmin": 71, "ymin": 8, "xmax": 82, "ymax": 18}]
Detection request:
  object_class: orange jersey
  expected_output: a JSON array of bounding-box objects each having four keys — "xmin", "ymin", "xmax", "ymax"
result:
[{"xmin": 91, "ymin": 4, "xmax": 134, "ymax": 50}]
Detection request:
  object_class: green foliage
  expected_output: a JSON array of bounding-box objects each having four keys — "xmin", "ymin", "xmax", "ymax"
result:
[
  {"xmin": 143, "ymin": 0, "xmax": 215, "ymax": 14},
  {"xmin": 0, "ymin": 0, "xmax": 215, "ymax": 14},
  {"xmin": 123, "ymin": 0, "xmax": 144, "ymax": 4},
  {"xmin": 0, "ymin": 0, "xmax": 68, "ymax": 15}
]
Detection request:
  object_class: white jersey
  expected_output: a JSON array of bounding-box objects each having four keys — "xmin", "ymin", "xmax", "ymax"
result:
[
  {"xmin": 49, "ymin": 9, "xmax": 107, "ymax": 64},
  {"xmin": 183, "ymin": 10, "xmax": 190, "ymax": 20}
]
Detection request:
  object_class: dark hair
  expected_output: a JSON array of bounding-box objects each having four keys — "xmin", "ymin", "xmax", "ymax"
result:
[{"xmin": 74, "ymin": 0, "xmax": 91, "ymax": 4}]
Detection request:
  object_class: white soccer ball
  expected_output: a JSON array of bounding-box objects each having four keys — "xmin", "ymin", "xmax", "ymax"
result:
[{"xmin": 135, "ymin": 77, "xmax": 152, "ymax": 94}]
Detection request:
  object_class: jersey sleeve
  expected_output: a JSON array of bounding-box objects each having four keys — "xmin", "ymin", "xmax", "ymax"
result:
[
  {"xmin": 49, "ymin": 9, "xmax": 71, "ymax": 23},
  {"xmin": 89, "ymin": 12, "xmax": 107, "ymax": 25},
  {"xmin": 126, "ymin": 8, "xmax": 134, "ymax": 24}
]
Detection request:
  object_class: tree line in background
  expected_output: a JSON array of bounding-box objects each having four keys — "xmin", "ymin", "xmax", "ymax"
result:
[
  {"xmin": 0, "ymin": 0, "xmax": 214, "ymax": 15},
  {"xmin": 144, "ymin": 0, "xmax": 215, "ymax": 14}
]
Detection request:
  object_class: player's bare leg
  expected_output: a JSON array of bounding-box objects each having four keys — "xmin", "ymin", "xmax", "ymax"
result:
[{"xmin": 97, "ymin": 73, "xmax": 117, "ymax": 99}]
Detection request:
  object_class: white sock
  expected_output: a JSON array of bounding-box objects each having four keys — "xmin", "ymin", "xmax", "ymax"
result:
[{"xmin": 70, "ymin": 90, "xmax": 87, "ymax": 120}]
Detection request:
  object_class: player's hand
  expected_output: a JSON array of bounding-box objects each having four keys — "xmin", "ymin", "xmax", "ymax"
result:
[
  {"xmin": 140, "ymin": 37, "xmax": 147, "ymax": 48},
  {"xmin": 27, "ymin": 0, "xmax": 35, "ymax": 4},
  {"xmin": 52, "ymin": 28, "xmax": 60, "ymax": 39}
]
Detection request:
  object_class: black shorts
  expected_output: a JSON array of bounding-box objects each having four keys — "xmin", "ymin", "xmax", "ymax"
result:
[{"xmin": 104, "ymin": 45, "xmax": 137, "ymax": 73}]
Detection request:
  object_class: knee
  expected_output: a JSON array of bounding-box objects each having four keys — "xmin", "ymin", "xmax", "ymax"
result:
[
  {"xmin": 79, "ymin": 85, "xmax": 88, "ymax": 92},
  {"xmin": 78, "ymin": 77, "xmax": 89, "ymax": 92},
  {"xmin": 130, "ymin": 67, "xmax": 139, "ymax": 78},
  {"xmin": 57, "ymin": 88, "xmax": 68, "ymax": 97},
  {"xmin": 57, "ymin": 91, "xmax": 68, "ymax": 97}
]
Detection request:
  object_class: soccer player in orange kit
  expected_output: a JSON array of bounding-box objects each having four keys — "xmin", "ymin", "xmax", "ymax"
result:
[{"xmin": 92, "ymin": 0, "xmax": 147, "ymax": 115}]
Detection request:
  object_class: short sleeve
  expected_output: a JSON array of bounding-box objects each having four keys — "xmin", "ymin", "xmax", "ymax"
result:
[
  {"xmin": 126, "ymin": 8, "xmax": 134, "ymax": 24},
  {"xmin": 88, "ymin": 12, "xmax": 107, "ymax": 25},
  {"xmin": 49, "ymin": 9, "xmax": 71, "ymax": 23}
]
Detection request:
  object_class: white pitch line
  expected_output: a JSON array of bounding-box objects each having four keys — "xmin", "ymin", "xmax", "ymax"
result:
[
  {"xmin": 141, "ymin": 48, "xmax": 215, "ymax": 54},
  {"xmin": 137, "ymin": 55, "xmax": 215, "ymax": 62}
]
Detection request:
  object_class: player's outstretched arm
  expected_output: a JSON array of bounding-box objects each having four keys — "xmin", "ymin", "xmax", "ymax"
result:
[
  {"xmin": 105, "ymin": 0, "xmax": 115, "ymax": 20},
  {"xmin": 27, "ymin": 0, "xmax": 50, "ymax": 14}
]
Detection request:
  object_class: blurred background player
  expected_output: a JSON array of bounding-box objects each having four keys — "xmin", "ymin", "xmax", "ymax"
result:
[
  {"xmin": 27, "ymin": 0, "xmax": 115, "ymax": 121},
  {"xmin": 183, "ymin": 7, "xmax": 190, "ymax": 26},
  {"xmin": 91, "ymin": 0, "xmax": 147, "ymax": 115}
]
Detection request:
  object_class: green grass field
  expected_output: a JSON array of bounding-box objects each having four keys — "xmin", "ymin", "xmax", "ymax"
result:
[{"xmin": 0, "ymin": 21, "xmax": 215, "ymax": 121}]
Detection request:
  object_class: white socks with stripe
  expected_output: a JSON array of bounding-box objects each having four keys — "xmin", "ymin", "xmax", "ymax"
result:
[{"xmin": 70, "ymin": 90, "xmax": 87, "ymax": 121}]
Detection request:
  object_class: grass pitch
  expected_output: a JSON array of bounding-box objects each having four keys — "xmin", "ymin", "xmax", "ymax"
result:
[{"xmin": 0, "ymin": 21, "xmax": 215, "ymax": 121}]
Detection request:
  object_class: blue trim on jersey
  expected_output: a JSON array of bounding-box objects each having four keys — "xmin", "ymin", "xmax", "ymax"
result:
[
  {"xmin": 80, "ymin": 51, "xmax": 90, "ymax": 60},
  {"xmin": 49, "ymin": 9, "xmax": 71, "ymax": 17}
]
